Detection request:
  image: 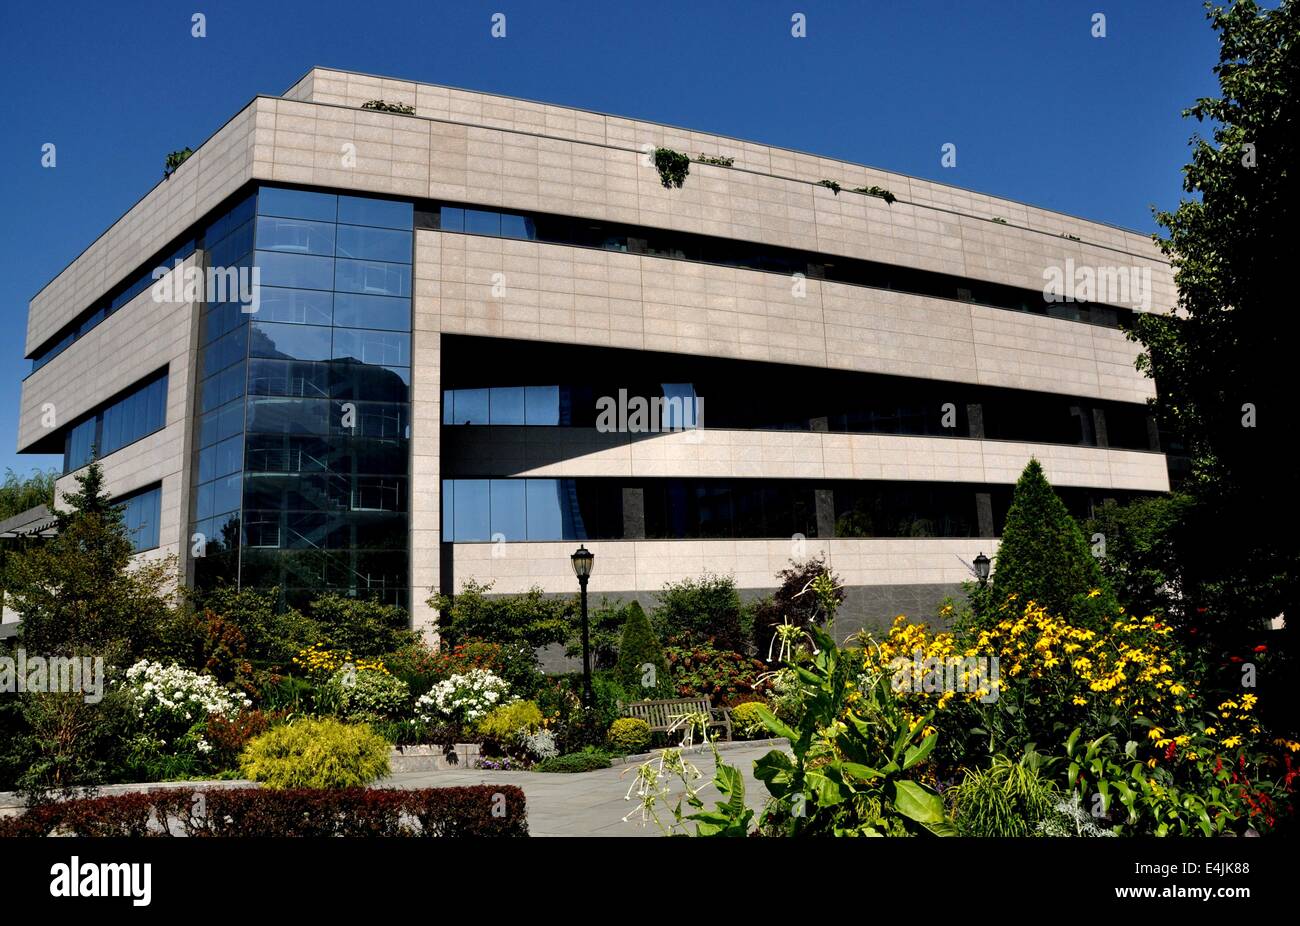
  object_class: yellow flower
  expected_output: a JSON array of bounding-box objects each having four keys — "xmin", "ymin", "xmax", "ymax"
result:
[
  {"xmin": 1147, "ymin": 727, "xmax": 1165, "ymax": 742},
  {"xmin": 1221, "ymin": 736, "xmax": 1242, "ymax": 749}
]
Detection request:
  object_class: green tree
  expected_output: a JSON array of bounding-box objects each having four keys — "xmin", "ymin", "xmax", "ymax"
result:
[
  {"xmin": 615, "ymin": 601, "xmax": 670, "ymax": 696},
  {"xmin": 7, "ymin": 462, "xmax": 175, "ymax": 661},
  {"xmin": 184, "ymin": 585, "xmax": 319, "ymax": 670},
  {"xmin": 565, "ymin": 596, "xmax": 633, "ymax": 669},
  {"xmin": 0, "ymin": 467, "xmax": 57, "ymax": 519},
  {"xmin": 431, "ymin": 579, "xmax": 575, "ymax": 650},
  {"xmin": 308, "ymin": 593, "xmax": 415, "ymax": 657},
  {"xmin": 1084, "ymin": 494, "xmax": 1197, "ymax": 621},
  {"xmin": 0, "ymin": 467, "xmax": 58, "ymax": 607},
  {"xmin": 652, "ymin": 573, "xmax": 745, "ymax": 651},
  {"xmin": 751, "ymin": 555, "xmax": 845, "ymax": 653},
  {"xmin": 990, "ymin": 459, "xmax": 1116, "ymax": 623},
  {"xmin": 1128, "ymin": 0, "xmax": 1300, "ymax": 641}
]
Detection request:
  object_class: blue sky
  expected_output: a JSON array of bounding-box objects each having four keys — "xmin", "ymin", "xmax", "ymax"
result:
[{"xmin": 0, "ymin": 0, "xmax": 1224, "ymax": 478}]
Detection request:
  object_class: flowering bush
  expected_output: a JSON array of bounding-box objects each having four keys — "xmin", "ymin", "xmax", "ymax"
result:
[
  {"xmin": 321, "ymin": 667, "xmax": 410, "ymax": 723},
  {"xmin": 292, "ymin": 643, "xmax": 388, "ymax": 678},
  {"xmin": 124, "ymin": 661, "xmax": 249, "ymax": 729},
  {"xmin": 663, "ymin": 637, "xmax": 768, "ymax": 706},
  {"xmin": 857, "ymin": 596, "xmax": 1300, "ymax": 835},
  {"xmin": 416, "ymin": 669, "xmax": 513, "ymax": 725}
]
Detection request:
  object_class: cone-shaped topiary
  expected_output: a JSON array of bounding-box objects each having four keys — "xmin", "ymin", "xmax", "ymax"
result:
[
  {"xmin": 615, "ymin": 601, "xmax": 670, "ymax": 697},
  {"xmin": 991, "ymin": 459, "xmax": 1118, "ymax": 623}
]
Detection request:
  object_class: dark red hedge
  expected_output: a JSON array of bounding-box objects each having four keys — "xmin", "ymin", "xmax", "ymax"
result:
[{"xmin": 0, "ymin": 785, "xmax": 528, "ymax": 837}]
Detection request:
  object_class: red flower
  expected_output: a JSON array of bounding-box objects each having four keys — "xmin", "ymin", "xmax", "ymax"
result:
[
  {"xmin": 1229, "ymin": 656, "xmax": 1244, "ymax": 663},
  {"xmin": 1254, "ymin": 645, "xmax": 1268, "ymax": 653}
]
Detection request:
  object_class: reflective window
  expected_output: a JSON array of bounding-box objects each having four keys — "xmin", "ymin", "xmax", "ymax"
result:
[
  {"xmin": 332, "ymin": 329, "xmax": 410, "ymax": 367},
  {"xmin": 258, "ymin": 188, "xmax": 338, "ymax": 222},
  {"xmin": 257, "ymin": 288, "xmax": 333, "ymax": 326},
  {"xmin": 337, "ymin": 195, "xmax": 412, "ymax": 230},
  {"xmin": 439, "ymin": 207, "xmax": 465, "ymax": 232},
  {"xmin": 200, "ymin": 362, "xmax": 244, "ymax": 413},
  {"xmin": 256, "ymin": 251, "xmax": 336, "ymax": 291},
  {"xmin": 334, "ymin": 259, "xmax": 411, "ymax": 297},
  {"xmin": 489, "ymin": 387, "xmax": 526, "ymax": 425},
  {"xmin": 63, "ymin": 373, "xmax": 168, "ymax": 472},
  {"xmin": 250, "ymin": 322, "xmax": 333, "ymax": 361},
  {"xmin": 255, "ymin": 216, "xmax": 336, "ymax": 256},
  {"xmin": 245, "ymin": 397, "xmax": 331, "ymax": 436},
  {"xmin": 198, "ymin": 434, "xmax": 244, "ymax": 483},
  {"xmin": 335, "ymin": 225, "xmax": 412, "ymax": 263},
  {"xmin": 500, "ymin": 213, "xmax": 537, "ymax": 240},
  {"xmin": 199, "ymin": 399, "xmax": 244, "ymax": 448},
  {"xmin": 118, "ymin": 485, "xmax": 162, "ymax": 553},
  {"xmin": 525, "ymin": 385, "xmax": 559, "ymax": 425},
  {"xmin": 64, "ymin": 418, "xmax": 97, "ymax": 473},
  {"xmin": 248, "ymin": 359, "xmax": 331, "ymax": 399},
  {"xmin": 452, "ymin": 479, "xmax": 490, "ymax": 541},
  {"xmin": 464, "ymin": 210, "xmax": 501, "ymax": 236},
  {"xmin": 525, "ymin": 479, "xmax": 564, "ymax": 540},
  {"xmin": 332, "ymin": 293, "xmax": 410, "ymax": 331},
  {"xmin": 490, "ymin": 478, "xmax": 527, "ymax": 542},
  {"xmin": 446, "ymin": 387, "xmax": 488, "ymax": 425}
]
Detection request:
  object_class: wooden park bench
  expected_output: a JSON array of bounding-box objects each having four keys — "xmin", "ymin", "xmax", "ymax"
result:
[{"xmin": 622, "ymin": 696, "xmax": 733, "ymax": 742}]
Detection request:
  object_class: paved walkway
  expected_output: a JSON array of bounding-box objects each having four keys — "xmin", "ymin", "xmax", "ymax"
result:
[
  {"xmin": 382, "ymin": 741, "xmax": 788, "ymax": 837},
  {"xmin": 0, "ymin": 741, "xmax": 790, "ymax": 836}
]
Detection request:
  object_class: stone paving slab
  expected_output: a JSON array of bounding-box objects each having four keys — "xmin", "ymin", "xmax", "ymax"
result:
[{"xmin": 380, "ymin": 741, "xmax": 789, "ymax": 837}]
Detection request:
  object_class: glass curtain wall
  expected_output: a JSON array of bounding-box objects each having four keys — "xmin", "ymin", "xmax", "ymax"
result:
[{"xmin": 190, "ymin": 186, "xmax": 412, "ymax": 608}]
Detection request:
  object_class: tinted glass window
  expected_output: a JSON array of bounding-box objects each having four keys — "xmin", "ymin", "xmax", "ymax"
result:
[
  {"xmin": 250, "ymin": 322, "xmax": 333, "ymax": 361},
  {"xmin": 119, "ymin": 486, "xmax": 162, "ymax": 552},
  {"xmin": 258, "ymin": 188, "xmax": 338, "ymax": 222},
  {"xmin": 440, "ymin": 207, "xmax": 465, "ymax": 232},
  {"xmin": 255, "ymin": 216, "xmax": 335, "ymax": 256},
  {"xmin": 337, "ymin": 195, "xmax": 412, "ymax": 230},
  {"xmin": 256, "ymin": 288, "xmax": 333, "ymax": 326},
  {"xmin": 489, "ymin": 387, "xmax": 525, "ymax": 425},
  {"xmin": 452, "ymin": 479, "xmax": 490, "ymax": 541},
  {"xmin": 257, "ymin": 251, "xmax": 335, "ymax": 291},
  {"xmin": 524, "ymin": 385, "xmax": 560, "ymax": 425},
  {"xmin": 334, "ymin": 259, "xmax": 411, "ymax": 297},
  {"xmin": 335, "ymin": 225, "xmax": 412, "ymax": 263},
  {"xmin": 333, "ymin": 329, "xmax": 410, "ymax": 367},
  {"xmin": 465, "ymin": 210, "xmax": 501, "ymax": 236},
  {"xmin": 525, "ymin": 479, "xmax": 564, "ymax": 540},
  {"xmin": 490, "ymin": 479, "xmax": 527, "ymax": 541},
  {"xmin": 332, "ymin": 293, "xmax": 409, "ymax": 331}
]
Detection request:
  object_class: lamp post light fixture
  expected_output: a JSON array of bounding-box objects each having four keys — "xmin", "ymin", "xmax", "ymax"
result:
[
  {"xmin": 973, "ymin": 551, "xmax": 991, "ymax": 587},
  {"xmin": 570, "ymin": 545, "xmax": 595, "ymax": 708}
]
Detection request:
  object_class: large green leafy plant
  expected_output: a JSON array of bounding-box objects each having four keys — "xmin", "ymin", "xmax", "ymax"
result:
[{"xmin": 752, "ymin": 625, "xmax": 952, "ymax": 836}]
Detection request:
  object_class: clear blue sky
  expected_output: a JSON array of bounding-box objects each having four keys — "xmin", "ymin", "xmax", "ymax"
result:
[{"xmin": 0, "ymin": 0, "xmax": 1225, "ymax": 478}]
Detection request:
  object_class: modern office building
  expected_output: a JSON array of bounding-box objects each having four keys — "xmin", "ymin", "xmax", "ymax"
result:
[{"xmin": 16, "ymin": 67, "xmax": 1174, "ymax": 639}]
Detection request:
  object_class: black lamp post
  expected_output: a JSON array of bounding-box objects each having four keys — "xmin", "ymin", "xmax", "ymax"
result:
[
  {"xmin": 973, "ymin": 551, "xmax": 991, "ymax": 587},
  {"xmin": 570, "ymin": 545, "xmax": 595, "ymax": 708}
]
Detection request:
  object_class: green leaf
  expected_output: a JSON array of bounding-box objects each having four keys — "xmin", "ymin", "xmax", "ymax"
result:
[
  {"xmin": 902, "ymin": 732, "xmax": 938, "ymax": 771},
  {"xmin": 754, "ymin": 706, "xmax": 797, "ymax": 743},
  {"xmin": 892, "ymin": 780, "xmax": 945, "ymax": 826}
]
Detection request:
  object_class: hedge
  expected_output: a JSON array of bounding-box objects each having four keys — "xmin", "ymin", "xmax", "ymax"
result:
[{"xmin": 0, "ymin": 785, "xmax": 528, "ymax": 837}]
